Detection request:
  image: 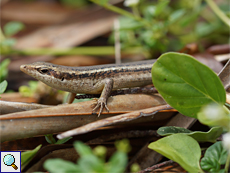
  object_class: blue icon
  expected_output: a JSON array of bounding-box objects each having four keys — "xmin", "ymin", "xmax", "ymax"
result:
[{"xmin": 3, "ymin": 154, "xmax": 18, "ymax": 170}]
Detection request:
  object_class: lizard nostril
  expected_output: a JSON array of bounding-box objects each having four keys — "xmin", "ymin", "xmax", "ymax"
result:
[{"xmin": 20, "ymin": 65, "xmax": 27, "ymax": 72}]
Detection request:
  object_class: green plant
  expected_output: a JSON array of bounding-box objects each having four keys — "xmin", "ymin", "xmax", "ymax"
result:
[
  {"xmin": 148, "ymin": 52, "xmax": 229, "ymax": 173},
  {"xmin": 45, "ymin": 134, "xmax": 72, "ymax": 144},
  {"xmin": 0, "ymin": 80, "xmax": 8, "ymax": 97},
  {"xmin": 0, "ymin": 58, "xmax": 10, "ymax": 83},
  {"xmin": 92, "ymin": 0, "xmax": 229, "ymax": 57},
  {"xmin": 1, "ymin": 21, "xmax": 24, "ymax": 55},
  {"xmin": 21, "ymin": 145, "xmax": 42, "ymax": 170},
  {"xmin": 19, "ymin": 81, "xmax": 38, "ymax": 97},
  {"xmin": 44, "ymin": 140, "xmax": 130, "ymax": 173}
]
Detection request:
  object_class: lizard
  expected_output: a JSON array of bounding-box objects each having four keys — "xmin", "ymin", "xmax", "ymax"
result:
[{"xmin": 20, "ymin": 60, "xmax": 155, "ymax": 116}]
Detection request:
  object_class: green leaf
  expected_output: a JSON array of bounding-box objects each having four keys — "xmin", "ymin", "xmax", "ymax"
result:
[
  {"xmin": 151, "ymin": 52, "xmax": 226, "ymax": 118},
  {"xmin": 44, "ymin": 158, "xmax": 81, "ymax": 173},
  {"xmin": 74, "ymin": 141, "xmax": 93, "ymax": 156},
  {"xmin": 157, "ymin": 126, "xmax": 192, "ymax": 136},
  {"xmin": 3, "ymin": 21, "xmax": 24, "ymax": 37},
  {"xmin": 154, "ymin": 0, "xmax": 170, "ymax": 16},
  {"xmin": 158, "ymin": 126, "xmax": 223, "ymax": 143},
  {"xmin": 0, "ymin": 58, "xmax": 10, "ymax": 82},
  {"xmin": 0, "ymin": 80, "xmax": 8, "ymax": 95},
  {"xmin": 169, "ymin": 9, "xmax": 186, "ymax": 24},
  {"xmin": 200, "ymin": 141, "xmax": 228, "ymax": 172},
  {"xmin": 148, "ymin": 134, "xmax": 203, "ymax": 173},
  {"xmin": 77, "ymin": 155, "xmax": 105, "ymax": 173},
  {"xmin": 19, "ymin": 81, "xmax": 38, "ymax": 97},
  {"xmin": 56, "ymin": 137, "xmax": 73, "ymax": 144},
  {"xmin": 107, "ymin": 151, "xmax": 128, "ymax": 173},
  {"xmin": 21, "ymin": 144, "xmax": 42, "ymax": 170},
  {"xmin": 1, "ymin": 38, "xmax": 16, "ymax": 46},
  {"xmin": 45, "ymin": 134, "xmax": 56, "ymax": 144}
]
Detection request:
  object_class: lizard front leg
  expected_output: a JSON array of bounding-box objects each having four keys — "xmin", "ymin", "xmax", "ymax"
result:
[
  {"xmin": 66, "ymin": 92, "xmax": 76, "ymax": 104},
  {"xmin": 92, "ymin": 78, "xmax": 113, "ymax": 116}
]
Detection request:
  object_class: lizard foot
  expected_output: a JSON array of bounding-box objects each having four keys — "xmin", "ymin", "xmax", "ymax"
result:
[{"xmin": 92, "ymin": 98, "xmax": 109, "ymax": 117}]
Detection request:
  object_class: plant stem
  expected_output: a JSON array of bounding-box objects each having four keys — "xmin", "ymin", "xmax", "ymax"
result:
[
  {"xmin": 132, "ymin": 5, "xmax": 141, "ymax": 18},
  {"xmin": 0, "ymin": 28, "xmax": 6, "ymax": 41},
  {"xmin": 90, "ymin": 0, "xmax": 151, "ymax": 27},
  {"xmin": 205, "ymin": 0, "xmax": 230, "ymax": 27},
  {"xmin": 225, "ymin": 152, "xmax": 230, "ymax": 173},
  {"xmin": 2, "ymin": 46, "xmax": 144, "ymax": 56}
]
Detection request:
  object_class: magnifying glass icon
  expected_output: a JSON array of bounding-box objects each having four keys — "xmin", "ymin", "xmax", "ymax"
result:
[{"xmin": 3, "ymin": 154, "xmax": 18, "ymax": 170}]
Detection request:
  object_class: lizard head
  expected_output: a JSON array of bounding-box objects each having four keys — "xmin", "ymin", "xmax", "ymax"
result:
[{"xmin": 20, "ymin": 62, "xmax": 68, "ymax": 89}]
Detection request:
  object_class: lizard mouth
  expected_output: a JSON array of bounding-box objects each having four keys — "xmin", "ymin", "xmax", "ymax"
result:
[{"xmin": 20, "ymin": 64, "xmax": 33, "ymax": 75}]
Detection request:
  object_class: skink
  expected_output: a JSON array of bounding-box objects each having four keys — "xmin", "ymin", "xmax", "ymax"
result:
[{"xmin": 20, "ymin": 60, "xmax": 155, "ymax": 116}]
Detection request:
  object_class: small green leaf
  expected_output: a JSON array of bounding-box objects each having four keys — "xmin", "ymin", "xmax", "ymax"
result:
[
  {"xmin": 0, "ymin": 80, "xmax": 8, "ymax": 94},
  {"xmin": 157, "ymin": 126, "xmax": 192, "ymax": 136},
  {"xmin": 154, "ymin": 0, "xmax": 170, "ymax": 16},
  {"xmin": 107, "ymin": 151, "xmax": 128, "ymax": 173},
  {"xmin": 4, "ymin": 21, "xmax": 24, "ymax": 37},
  {"xmin": 200, "ymin": 141, "xmax": 228, "ymax": 172},
  {"xmin": 1, "ymin": 38, "xmax": 16, "ymax": 46},
  {"xmin": 56, "ymin": 137, "xmax": 72, "ymax": 144},
  {"xmin": 45, "ymin": 134, "xmax": 56, "ymax": 144},
  {"xmin": 115, "ymin": 139, "xmax": 131, "ymax": 153},
  {"xmin": 74, "ymin": 141, "xmax": 93, "ymax": 156},
  {"xmin": 148, "ymin": 134, "xmax": 203, "ymax": 173},
  {"xmin": 19, "ymin": 81, "xmax": 38, "ymax": 97},
  {"xmin": 44, "ymin": 158, "xmax": 81, "ymax": 173},
  {"xmin": 77, "ymin": 155, "xmax": 105, "ymax": 173},
  {"xmin": 151, "ymin": 52, "xmax": 226, "ymax": 118},
  {"xmin": 169, "ymin": 9, "xmax": 186, "ymax": 24},
  {"xmin": 0, "ymin": 58, "xmax": 10, "ymax": 82},
  {"xmin": 21, "ymin": 144, "xmax": 42, "ymax": 170},
  {"xmin": 158, "ymin": 126, "xmax": 223, "ymax": 143}
]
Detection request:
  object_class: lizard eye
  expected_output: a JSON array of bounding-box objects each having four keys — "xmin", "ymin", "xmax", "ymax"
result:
[{"xmin": 39, "ymin": 68, "xmax": 49, "ymax": 74}]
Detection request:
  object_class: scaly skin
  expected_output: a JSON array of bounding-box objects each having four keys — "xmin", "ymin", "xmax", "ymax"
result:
[{"xmin": 20, "ymin": 60, "xmax": 155, "ymax": 116}]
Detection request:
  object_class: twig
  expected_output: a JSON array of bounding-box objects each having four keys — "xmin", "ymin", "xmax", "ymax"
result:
[{"xmin": 138, "ymin": 160, "xmax": 175, "ymax": 173}]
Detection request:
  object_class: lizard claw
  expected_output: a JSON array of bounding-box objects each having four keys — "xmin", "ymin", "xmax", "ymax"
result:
[{"xmin": 92, "ymin": 98, "xmax": 109, "ymax": 117}]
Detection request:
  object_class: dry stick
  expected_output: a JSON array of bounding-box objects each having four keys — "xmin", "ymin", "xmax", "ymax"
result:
[
  {"xmin": 138, "ymin": 160, "xmax": 175, "ymax": 173},
  {"xmin": 57, "ymin": 104, "xmax": 173, "ymax": 139}
]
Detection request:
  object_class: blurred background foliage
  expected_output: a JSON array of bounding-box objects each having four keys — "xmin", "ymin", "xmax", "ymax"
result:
[{"xmin": 0, "ymin": 0, "xmax": 229, "ymax": 58}]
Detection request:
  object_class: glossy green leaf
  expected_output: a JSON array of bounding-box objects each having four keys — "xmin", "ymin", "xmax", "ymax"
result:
[
  {"xmin": 0, "ymin": 80, "xmax": 8, "ymax": 95},
  {"xmin": 21, "ymin": 144, "xmax": 42, "ymax": 170},
  {"xmin": 158, "ymin": 126, "xmax": 223, "ymax": 143},
  {"xmin": 148, "ymin": 134, "xmax": 203, "ymax": 173},
  {"xmin": 200, "ymin": 141, "xmax": 228, "ymax": 172},
  {"xmin": 157, "ymin": 126, "xmax": 192, "ymax": 135},
  {"xmin": 151, "ymin": 52, "xmax": 226, "ymax": 118},
  {"xmin": 44, "ymin": 158, "xmax": 81, "ymax": 173}
]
